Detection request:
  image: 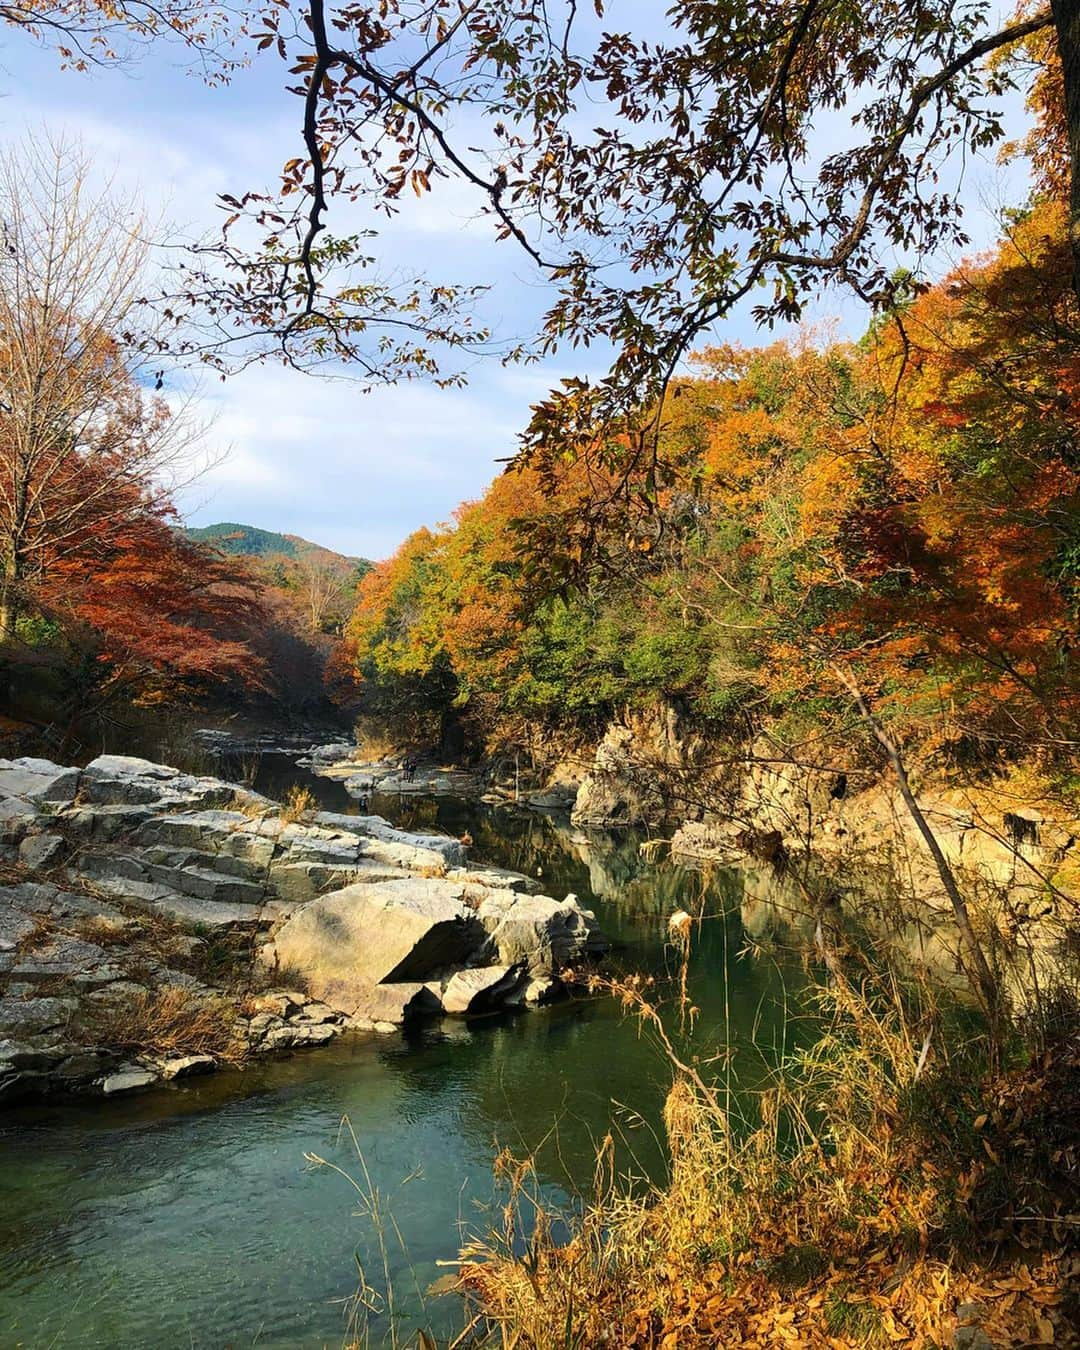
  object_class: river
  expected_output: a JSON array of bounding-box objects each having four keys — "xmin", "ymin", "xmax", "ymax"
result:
[{"xmin": 0, "ymin": 754, "xmax": 811, "ymax": 1349}]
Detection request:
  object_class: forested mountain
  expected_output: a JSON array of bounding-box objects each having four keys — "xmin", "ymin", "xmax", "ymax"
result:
[{"xmin": 184, "ymin": 521, "xmax": 370, "ymax": 571}]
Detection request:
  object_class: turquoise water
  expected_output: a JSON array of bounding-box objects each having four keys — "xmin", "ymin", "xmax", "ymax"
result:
[{"xmin": 0, "ymin": 763, "xmax": 809, "ymax": 1348}]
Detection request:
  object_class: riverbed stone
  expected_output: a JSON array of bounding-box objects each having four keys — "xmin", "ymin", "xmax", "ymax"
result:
[
  {"xmin": 0, "ymin": 996, "xmax": 79, "ymax": 1036},
  {"xmin": 264, "ymin": 1022, "xmax": 337, "ymax": 1049},
  {"xmin": 266, "ymin": 859, "xmax": 393, "ymax": 907},
  {"xmin": 523, "ymin": 975, "xmax": 561, "ymax": 1005},
  {"xmin": 0, "ymin": 751, "xmax": 610, "ymax": 1102},
  {"xmin": 333, "ymin": 980, "xmax": 439, "ymax": 1023},
  {"xmin": 441, "ymin": 965, "xmax": 522, "ymax": 1014},
  {"xmin": 446, "ymin": 865, "xmax": 540, "ymax": 894},
  {"xmin": 0, "ymin": 795, "xmax": 37, "ymax": 843},
  {"xmin": 10, "ymin": 936, "xmax": 126, "ymax": 988},
  {"xmin": 89, "ymin": 877, "xmax": 267, "ymax": 930},
  {"xmin": 100, "ymin": 1065, "xmax": 158, "ymax": 1095},
  {"xmin": 80, "ymin": 756, "xmax": 245, "ymax": 812},
  {"xmin": 148, "ymin": 863, "xmax": 265, "ymax": 907},
  {"xmin": 0, "ymin": 898, "xmax": 38, "ymax": 953},
  {"xmin": 159, "ymin": 1054, "xmax": 216, "ymax": 1079}
]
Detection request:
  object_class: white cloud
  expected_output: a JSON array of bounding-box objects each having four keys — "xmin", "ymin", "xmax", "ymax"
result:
[{"xmin": 175, "ymin": 362, "xmax": 528, "ymax": 558}]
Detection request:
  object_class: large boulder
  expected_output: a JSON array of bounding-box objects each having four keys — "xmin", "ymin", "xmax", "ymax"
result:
[
  {"xmin": 266, "ymin": 876, "xmax": 485, "ymax": 1010},
  {"xmin": 571, "ymin": 702, "xmax": 706, "ymax": 827}
]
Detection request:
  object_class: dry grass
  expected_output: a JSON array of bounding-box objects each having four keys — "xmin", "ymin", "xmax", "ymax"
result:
[
  {"xmin": 75, "ymin": 913, "xmax": 136, "ymax": 945},
  {"xmin": 418, "ymin": 862, "xmax": 449, "ymax": 880},
  {"xmin": 281, "ymin": 783, "xmax": 318, "ymax": 825},
  {"xmin": 78, "ymin": 985, "xmax": 246, "ymax": 1064},
  {"xmin": 457, "ymin": 965, "xmax": 1080, "ymax": 1348}
]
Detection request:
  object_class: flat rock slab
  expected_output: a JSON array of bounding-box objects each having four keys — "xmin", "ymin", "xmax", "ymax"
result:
[
  {"xmin": 0, "ymin": 996, "xmax": 79, "ymax": 1037},
  {"xmin": 0, "ymin": 758, "xmax": 81, "ymax": 805},
  {"xmin": 0, "ymin": 796, "xmax": 38, "ymax": 843},
  {"xmin": 159, "ymin": 1054, "xmax": 216, "ymax": 1080},
  {"xmin": 100, "ymin": 1066, "xmax": 158, "ymax": 1095},
  {"xmin": 448, "ymin": 865, "xmax": 540, "ymax": 895},
  {"xmin": 11, "ymin": 936, "xmax": 125, "ymax": 988},
  {"xmin": 332, "ymin": 981, "xmax": 440, "ymax": 1024},
  {"xmin": 313, "ymin": 812, "xmax": 466, "ymax": 866},
  {"xmin": 91, "ymin": 877, "xmax": 267, "ymax": 930}
]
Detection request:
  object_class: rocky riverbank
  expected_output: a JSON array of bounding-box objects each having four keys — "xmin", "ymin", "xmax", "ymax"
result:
[{"xmin": 0, "ymin": 755, "xmax": 608, "ymax": 1103}]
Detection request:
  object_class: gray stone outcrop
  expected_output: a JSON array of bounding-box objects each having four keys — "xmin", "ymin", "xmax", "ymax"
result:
[{"xmin": 0, "ymin": 752, "xmax": 609, "ymax": 1102}]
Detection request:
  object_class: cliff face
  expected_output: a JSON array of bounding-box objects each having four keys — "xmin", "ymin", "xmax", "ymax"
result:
[
  {"xmin": 555, "ymin": 704, "xmax": 1079, "ymax": 994},
  {"xmin": 570, "ymin": 702, "xmax": 711, "ymax": 828},
  {"xmin": 561, "ymin": 702, "xmax": 1077, "ymax": 887}
]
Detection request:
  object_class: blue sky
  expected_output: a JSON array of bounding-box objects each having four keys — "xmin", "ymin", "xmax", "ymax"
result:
[{"xmin": 0, "ymin": 10, "xmax": 1035, "ymax": 560}]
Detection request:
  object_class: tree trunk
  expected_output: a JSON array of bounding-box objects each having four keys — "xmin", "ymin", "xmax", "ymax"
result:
[
  {"xmin": 1053, "ymin": 0, "xmax": 1080, "ymax": 299},
  {"xmin": 0, "ymin": 549, "xmax": 19, "ymax": 643}
]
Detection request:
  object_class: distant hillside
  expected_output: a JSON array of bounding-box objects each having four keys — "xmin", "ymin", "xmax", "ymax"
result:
[{"xmin": 185, "ymin": 522, "xmax": 369, "ymax": 572}]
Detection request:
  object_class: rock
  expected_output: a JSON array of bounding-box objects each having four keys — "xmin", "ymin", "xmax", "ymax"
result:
[
  {"xmin": 441, "ymin": 965, "xmax": 523, "ymax": 1014},
  {"xmin": 296, "ymin": 1001, "xmax": 342, "ymax": 1025},
  {"xmin": 0, "ymin": 996, "xmax": 79, "ymax": 1036},
  {"xmin": 571, "ymin": 718, "xmax": 670, "ymax": 827},
  {"xmin": 89, "ymin": 877, "xmax": 267, "ymax": 931},
  {"xmin": 159, "ymin": 1054, "xmax": 216, "ymax": 1079},
  {"xmin": 446, "ymin": 865, "xmax": 540, "ymax": 894},
  {"xmin": 526, "ymin": 789, "xmax": 576, "ymax": 812},
  {"xmin": 477, "ymin": 892, "xmax": 607, "ymax": 972},
  {"xmin": 248, "ymin": 991, "xmax": 307, "ymax": 1018},
  {"xmin": 523, "ymin": 975, "xmax": 560, "ymax": 1005},
  {"xmin": 313, "ymin": 811, "xmax": 467, "ymax": 866},
  {"xmin": 0, "ymin": 795, "xmax": 38, "ymax": 844},
  {"xmin": 266, "ymin": 858, "xmax": 401, "ymax": 907},
  {"xmin": 148, "ymin": 863, "xmax": 265, "ymax": 907},
  {"xmin": 264, "ymin": 1022, "xmax": 336, "ymax": 1049},
  {"xmin": 267, "ymin": 876, "xmax": 485, "ymax": 997},
  {"xmin": 329, "ymin": 980, "xmax": 439, "ymax": 1025},
  {"xmin": 18, "ymin": 833, "xmax": 65, "ymax": 870},
  {"xmin": 133, "ymin": 809, "xmax": 267, "ymax": 854},
  {"xmin": 0, "ymin": 895, "xmax": 39, "ymax": 952},
  {"xmin": 955, "ymin": 1303, "xmax": 988, "ymax": 1326},
  {"xmin": 61, "ymin": 803, "xmax": 156, "ymax": 841},
  {"xmin": 299, "ymin": 741, "xmax": 356, "ymax": 767},
  {"xmin": 55, "ymin": 1049, "xmax": 111, "ymax": 1080},
  {"xmin": 0, "ymin": 757, "xmax": 81, "ymax": 805},
  {"xmin": 11, "ymin": 936, "xmax": 126, "ymax": 988},
  {"xmin": 100, "ymin": 1065, "xmax": 158, "ymax": 1095},
  {"xmin": 0, "ymin": 751, "xmax": 610, "ymax": 1102}
]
